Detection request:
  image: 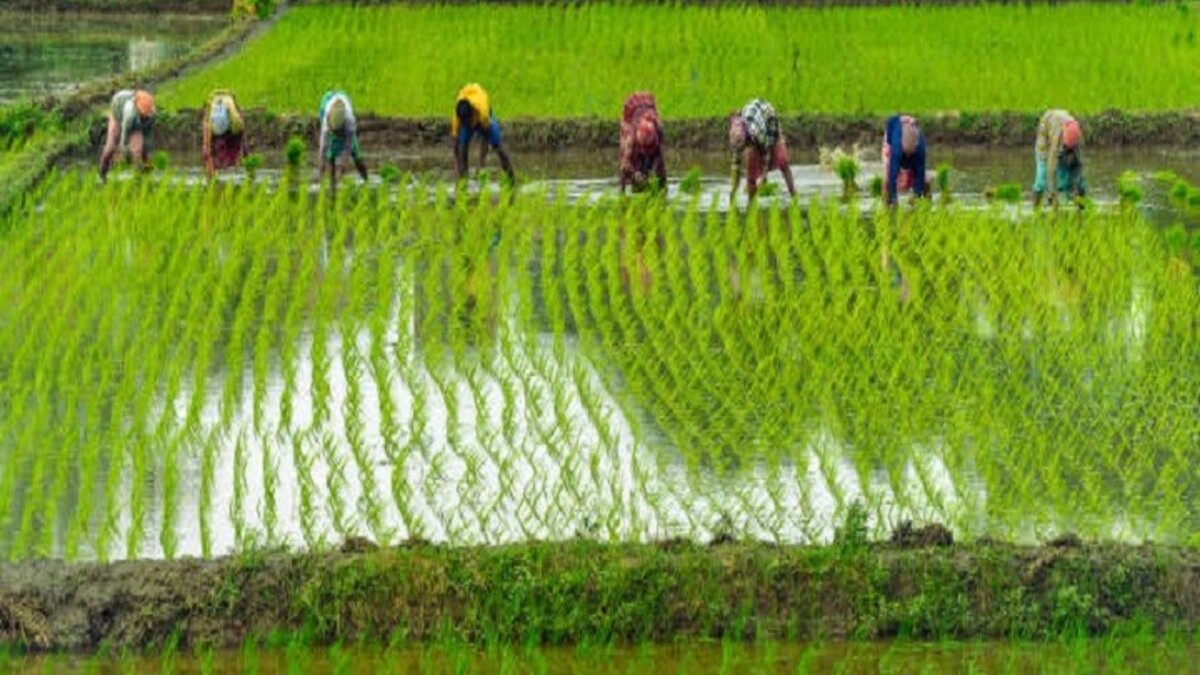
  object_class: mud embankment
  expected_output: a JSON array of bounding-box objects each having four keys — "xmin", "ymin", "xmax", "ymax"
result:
[
  {"xmin": 133, "ymin": 109, "xmax": 1200, "ymax": 155},
  {"xmin": 290, "ymin": 0, "xmax": 1176, "ymax": 6},
  {"xmin": 1, "ymin": 539, "xmax": 1198, "ymax": 652}
]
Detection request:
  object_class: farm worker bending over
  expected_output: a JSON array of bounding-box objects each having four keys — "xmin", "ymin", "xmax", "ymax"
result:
[
  {"xmin": 99, "ymin": 89, "xmax": 155, "ymax": 182},
  {"xmin": 1034, "ymin": 109, "xmax": 1086, "ymax": 207},
  {"xmin": 729, "ymin": 98, "xmax": 796, "ymax": 199},
  {"xmin": 317, "ymin": 90, "xmax": 369, "ymax": 191},
  {"xmin": 202, "ymin": 89, "xmax": 248, "ymax": 180},
  {"xmin": 619, "ymin": 92, "xmax": 667, "ymax": 194},
  {"xmin": 452, "ymin": 83, "xmax": 515, "ymax": 183},
  {"xmin": 882, "ymin": 114, "xmax": 929, "ymax": 206}
]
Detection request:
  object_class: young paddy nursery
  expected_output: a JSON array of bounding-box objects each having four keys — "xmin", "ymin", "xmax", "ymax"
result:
[{"xmin": 1, "ymin": 0, "xmax": 1200, "ymax": 672}]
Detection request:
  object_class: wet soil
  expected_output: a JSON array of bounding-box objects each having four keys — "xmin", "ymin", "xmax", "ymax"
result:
[
  {"xmin": 141, "ymin": 109, "xmax": 1200, "ymax": 155},
  {"xmin": 0, "ymin": 538, "xmax": 1197, "ymax": 653}
]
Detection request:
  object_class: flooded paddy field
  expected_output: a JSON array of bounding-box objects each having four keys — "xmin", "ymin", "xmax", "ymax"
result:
[
  {"xmin": 0, "ymin": 12, "xmax": 226, "ymax": 105},
  {"xmin": 83, "ymin": 144, "xmax": 1200, "ymax": 217},
  {"xmin": 2, "ymin": 168, "xmax": 1196, "ymax": 565}
]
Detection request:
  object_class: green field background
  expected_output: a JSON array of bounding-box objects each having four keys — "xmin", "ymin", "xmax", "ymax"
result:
[{"xmin": 160, "ymin": 3, "xmax": 1200, "ymax": 118}]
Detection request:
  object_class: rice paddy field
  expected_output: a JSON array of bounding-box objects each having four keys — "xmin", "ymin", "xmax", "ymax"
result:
[
  {"xmin": 1, "ymin": 171, "xmax": 1196, "ymax": 561},
  {"xmin": 159, "ymin": 3, "xmax": 1200, "ymax": 116},
  {"xmin": 4, "ymin": 0, "xmax": 1200, "ymax": 670}
]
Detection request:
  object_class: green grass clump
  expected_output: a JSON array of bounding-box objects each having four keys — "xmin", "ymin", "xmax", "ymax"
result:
[{"xmin": 158, "ymin": 4, "xmax": 1200, "ymax": 117}]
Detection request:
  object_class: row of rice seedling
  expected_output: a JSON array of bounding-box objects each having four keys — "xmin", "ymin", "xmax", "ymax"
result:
[
  {"xmin": 159, "ymin": 3, "xmax": 1200, "ymax": 117},
  {"xmin": 3, "ymin": 633, "xmax": 1200, "ymax": 673},
  {"xmin": 0, "ymin": 172, "xmax": 1195, "ymax": 560}
]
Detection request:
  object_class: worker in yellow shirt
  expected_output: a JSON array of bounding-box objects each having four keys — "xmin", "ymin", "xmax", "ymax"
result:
[{"xmin": 452, "ymin": 83, "xmax": 515, "ymax": 183}]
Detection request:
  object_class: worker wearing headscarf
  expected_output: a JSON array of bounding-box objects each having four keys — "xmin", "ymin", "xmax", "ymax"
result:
[
  {"xmin": 202, "ymin": 89, "xmax": 248, "ymax": 179},
  {"xmin": 99, "ymin": 89, "xmax": 155, "ymax": 182},
  {"xmin": 882, "ymin": 114, "xmax": 928, "ymax": 205},
  {"xmin": 1034, "ymin": 110, "xmax": 1086, "ymax": 207},
  {"xmin": 317, "ymin": 90, "xmax": 368, "ymax": 191},
  {"xmin": 729, "ymin": 98, "xmax": 796, "ymax": 199},
  {"xmin": 619, "ymin": 92, "xmax": 667, "ymax": 194}
]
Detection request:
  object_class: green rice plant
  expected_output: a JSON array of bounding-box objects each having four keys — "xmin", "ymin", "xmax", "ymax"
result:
[
  {"xmin": 936, "ymin": 162, "xmax": 952, "ymax": 203},
  {"xmin": 995, "ymin": 183, "xmax": 1023, "ymax": 204},
  {"xmin": 285, "ymin": 135, "xmax": 306, "ymax": 169},
  {"xmin": 869, "ymin": 175, "xmax": 883, "ymax": 199},
  {"xmin": 243, "ymin": 153, "xmax": 264, "ymax": 182},
  {"xmin": 379, "ymin": 163, "xmax": 402, "ymax": 185},
  {"xmin": 835, "ymin": 156, "xmax": 858, "ymax": 200},
  {"xmin": 1, "ymin": 170, "xmax": 1198, "ymax": 560},
  {"xmin": 1117, "ymin": 170, "xmax": 1143, "ymax": 205},
  {"xmin": 679, "ymin": 167, "xmax": 702, "ymax": 196},
  {"xmin": 161, "ymin": 4, "xmax": 1200, "ymax": 117}
]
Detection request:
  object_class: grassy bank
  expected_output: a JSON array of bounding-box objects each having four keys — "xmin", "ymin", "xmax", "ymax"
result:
[
  {"xmin": 160, "ymin": 3, "xmax": 1200, "ymax": 117},
  {"xmin": 1, "ymin": 539, "xmax": 1199, "ymax": 652}
]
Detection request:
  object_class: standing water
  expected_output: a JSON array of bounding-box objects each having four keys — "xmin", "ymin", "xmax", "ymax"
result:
[{"xmin": 0, "ymin": 12, "xmax": 226, "ymax": 105}]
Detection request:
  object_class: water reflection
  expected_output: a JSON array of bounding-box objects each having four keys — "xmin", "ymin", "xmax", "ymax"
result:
[{"xmin": 0, "ymin": 13, "xmax": 224, "ymax": 104}]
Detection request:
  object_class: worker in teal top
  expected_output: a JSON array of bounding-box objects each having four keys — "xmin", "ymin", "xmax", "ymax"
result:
[{"xmin": 317, "ymin": 90, "xmax": 368, "ymax": 193}]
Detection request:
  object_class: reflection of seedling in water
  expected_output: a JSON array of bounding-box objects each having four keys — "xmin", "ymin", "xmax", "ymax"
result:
[
  {"xmin": 285, "ymin": 135, "xmax": 305, "ymax": 168},
  {"xmin": 242, "ymin": 153, "xmax": 264, "ymax": 181},
  {"xmin": 679, "ymin": 167, "xmax": 702, "ymax": 195}
]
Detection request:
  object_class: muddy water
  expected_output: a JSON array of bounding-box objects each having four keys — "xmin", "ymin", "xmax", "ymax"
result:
[
  {"xmin": 96, "ymin": 145, "xmax": 1200, "ymax": 216},
  {"xmin": 0, "ymin": 13, "xmax": 225, "ymax": 104},
  {"xmin": 29, "ymin": 148, "xmax": 1193, "ymax": 561},
  {"xmin": 6, "ymin": 640, "xmax": 1197, "ymax": 674}
]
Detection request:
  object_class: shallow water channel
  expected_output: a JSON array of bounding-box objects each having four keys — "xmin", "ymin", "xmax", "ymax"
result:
[
  {"xmin": 101, "ymin": 144, "xmax": 1200, "ymax": 218},
  {"xmin": 0, "ymin": 12, "xmax": 225, "ymax": 104}
]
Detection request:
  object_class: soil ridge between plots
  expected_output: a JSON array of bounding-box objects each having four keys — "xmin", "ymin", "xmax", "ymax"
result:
[
  {"xmin": 127, "ymin": 109, "xmax": 1200, "ymax": 154},
  {"xmin": 1, "ymin": 538, "xmax": 1197, "ymax": 652}
]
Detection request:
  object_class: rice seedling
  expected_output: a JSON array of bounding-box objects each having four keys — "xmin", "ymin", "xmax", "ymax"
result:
[
  {"xmin": 0, "ymin": 170, "xmax": 1195, "ymax": 563},
  {"xmin": 160, "ymin": 4, "xmax": 1200, "ymax": 117},
  {"xmin": 285, "ymin": 135, "xmax": 306, "ymax": 168}
]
